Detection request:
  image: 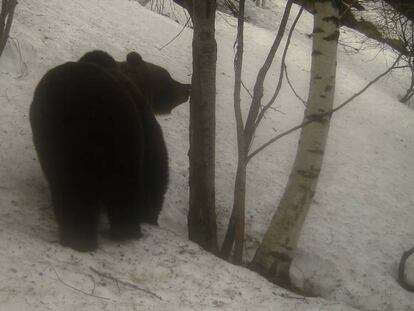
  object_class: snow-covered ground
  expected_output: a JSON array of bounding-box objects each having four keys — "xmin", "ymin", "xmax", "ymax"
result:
[{"xmin": 0, "ymin": 0, "xmax": 413, "ymax": 310}]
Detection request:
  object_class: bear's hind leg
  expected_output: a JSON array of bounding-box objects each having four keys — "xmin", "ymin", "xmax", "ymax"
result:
[
  {"xmin": 105, "ymin": 183, "xmax": 143, "ymax": 241},
  {"xmin": 51, "ymin": 187, "xmax": 100, "ymax": 252},
  {"xmin": 142, "ymin": 192, "xmax": 165, "ymax": 225}
]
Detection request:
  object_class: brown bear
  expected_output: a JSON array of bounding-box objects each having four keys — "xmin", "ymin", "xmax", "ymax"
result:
[{"xmin": 30, "ymin": 50, "xmax": 190, "ymax": 252}]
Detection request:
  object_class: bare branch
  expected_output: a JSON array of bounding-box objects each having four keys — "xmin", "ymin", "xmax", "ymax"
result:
[
  {"xmin": 252, "ymin": 7, "xmax": 304, "ymax": 130},
  {"xmin": 243, "ymin": 0, "xmax": 294, "ymax": 147},
  {"xmin": 329, "ymin": 54, "xmax": 402, "ymax": 114},
  {"xmin": 90, "ymin": 267, "xmax": 163, "ymax": 300},
  {"xmin": 53, "ymin": 268, "xmax": 111, "ymax": 300},
  {"xmin": 172, "ymin": 0, "xmax": 193, "ymax": 18},
  {"xmin": 158, "ymin": 17, "xmax": 191, "ymax": 50},
  {"xmin": 248, "ymin": 120, "xmax": 309, "ymax": 161},
  {"xmin": 241, "ymin": 79, "xmax": 253, "ymax": 98},
  {"xmin": 284, "ymin": 64, "xmax": 307, "ymax": 106},
  {"xmin": 248, "ymin": 54, "xmax": 402, "ymax": 161},
  {"xmin": 293, "ymin": 0, "xmax": 410, "ymax": 56}
]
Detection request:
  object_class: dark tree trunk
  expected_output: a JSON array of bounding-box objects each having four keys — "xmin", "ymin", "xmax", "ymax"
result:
[{"xmin": 187, "ymin": 0, "xmax": 218, "ymax": 253}]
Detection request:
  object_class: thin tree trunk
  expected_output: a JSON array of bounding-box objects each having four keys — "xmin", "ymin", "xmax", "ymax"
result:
[
  {"xmin": 400, "ymin": 61, "xmax": 414, "ymax": 103},
  {"xmin": 187, "ymin": 0, "xmax": 218, "ymax": 253},
  {"xmin": 220, "ymin": 0, "xmax": 246, "ymax": 263},
  {"xmin": 250, "ymin": 0, "xmax": 340, "ymax": 288},
  {"xmin": 223, "ymin": 160, "xmax": 247, "ymax": 263},
  {"xmin": 221, "ymin": 0, "xmax": 296, "ymax": 262},
  {"xmin": 0, "ymin": 0, "xmax": 17, "ymax": 57},
  {"xmin": 244, "ymin": 0, "xmax": 294, "ymax": 145}
]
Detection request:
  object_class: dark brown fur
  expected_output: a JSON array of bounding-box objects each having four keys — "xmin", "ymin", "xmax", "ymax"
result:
[{"xmin": 30, "ymin": 50, "xmax": 190, "ymax": 251}]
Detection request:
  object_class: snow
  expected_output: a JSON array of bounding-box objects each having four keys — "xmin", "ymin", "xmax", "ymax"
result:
[{"xmin": 0, "ymin": 0, "xmax": 413, "ymax": 310}]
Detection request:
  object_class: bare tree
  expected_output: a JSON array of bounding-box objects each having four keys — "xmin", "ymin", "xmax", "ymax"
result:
[
  {"xmin": 250, "ymin": 0, "xmax": 340, "ymax": 288},
  {"xmin": 374, "ymin": 1, "xmax": 414, "ymax": 104},
  {"xmin": 186, "ymin": 0, "xmax": 219, "ymax": 253},
  {"xmin": 168, "ymin": 0, "xmax": 218, "ymax": 252},
  {"xmin": 221, "ymin": 0, "xmax": 298, "ymax": 263},
  {"xmin": 0, "ymin": 0, "xmax": 17, "ymax": 57},
  {"xmin": 221, "ymin": 0, "xmax": 247, "ymax": 264},
  {"xmin": 173, "ymin": 0, "xmax": 400, "ymax": 271}
]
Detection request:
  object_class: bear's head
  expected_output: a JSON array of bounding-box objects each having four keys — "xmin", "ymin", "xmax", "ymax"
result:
[{"xmin": 121, "ymin": 52, "xmax": 191, "ymax": 114}]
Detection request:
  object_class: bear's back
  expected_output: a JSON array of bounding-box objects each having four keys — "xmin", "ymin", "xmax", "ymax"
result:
[{"xmin": 30, "ymin": 61, "xmax": 145, "ymax": 184}]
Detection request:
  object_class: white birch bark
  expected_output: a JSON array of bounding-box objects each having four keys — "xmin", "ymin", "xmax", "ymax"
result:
[{"xmin": 250, "ymin": 0, "xmax": 340, "ymax": 285}]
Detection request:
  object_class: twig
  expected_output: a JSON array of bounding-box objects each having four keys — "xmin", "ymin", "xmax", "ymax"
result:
[
  {"xmin": 284, "ymin": 64, "xmax": 306, "ymax": 106},
  {"xmin": 248, "ymin": 120, "xmax": 307, "ymax": 161},
  {"xmin": 89, "ymin": 274, "xmax": 97, "ymax": 295},
  {"xmin": 398, "ymin": 246, "xmax": 414, "ymax": 292},
  {"xmin": 158, "ymin": 17, "xmax": 191, "ymax": 50},
  {"xmin": 329, "ymin": 54, "xmax": 402, "ymax": 114},
  {"xmin": 218, "ymin": 11, "xmax": 237, "ymax": 28},
  {"xmin": 247, "ymin": 54, "xmax": 402, "ymax": 161},
  {"xmin": 53, "ymin": 268, "xmax": 111, "ymax": 300},
  {"xmin": 90, "ymin": 267, "xmax": 162, "ymax": 300},
  {"xmin": 391, "ymin": 65, "xmax": 411, "ymax": 70},
  {"xmin": 278, "ymin": 292, "xmax": 308, "ymax": 301},
  {"xmin": 338, "ymin": 41, "xmax": 361, "ymax": 53},
  {"xmin": 181, "ymin": 3, "xmax": 191, "ymax": 27},
  {"xmin": 9, "ymin": 36, "xmax": 28, "ymax": 78},
  {"xmin": 243, "ymin": 0, "xmax": 295, "ymax": 146},
  {"xmin": 252, "ymin": 6, "xmax": 304, "ymax": 132},
  {"xmin": 268, "ymin": 105, "xmax": 286, "ymax": 115},
  {"xmin": 223, "ymin": 0, "xmax": 239, "ymax": 17},
  {"xmin": 115, "ymin": 277, "xmax": 121, "ymax": 294},
  {"xmin": 241, "ymin": 79, "xmax": 253, "ymax": 98}
]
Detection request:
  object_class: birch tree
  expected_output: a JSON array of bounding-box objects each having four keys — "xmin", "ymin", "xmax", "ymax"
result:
[{"xmin": 250, "ymin": 0, "xmax": 340, "ymax": 287}]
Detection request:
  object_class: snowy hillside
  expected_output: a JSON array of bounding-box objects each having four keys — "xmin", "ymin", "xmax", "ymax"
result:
[{"xmin": 0, "ymin": 0, "xmax": 413, "ymax": 310}]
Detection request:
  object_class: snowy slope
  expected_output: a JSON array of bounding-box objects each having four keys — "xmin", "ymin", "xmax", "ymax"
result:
[{"xmin": 0, "ymin": 0, "xmax": 413, "ymax": 310}]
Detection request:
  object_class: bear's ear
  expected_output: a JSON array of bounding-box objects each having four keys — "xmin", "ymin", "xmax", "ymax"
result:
[{"xmin": 126, "ymin": 52, "xmax": 145, "ymax": 68}]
